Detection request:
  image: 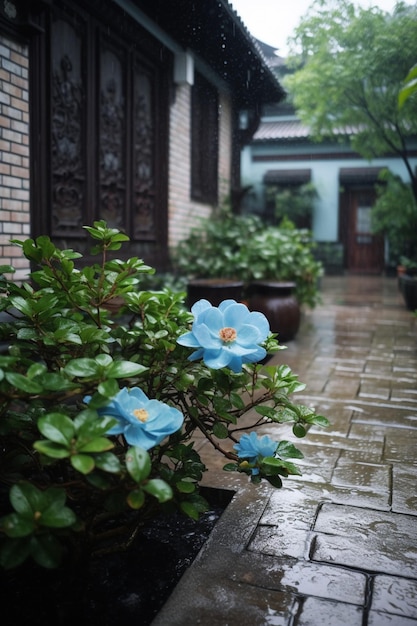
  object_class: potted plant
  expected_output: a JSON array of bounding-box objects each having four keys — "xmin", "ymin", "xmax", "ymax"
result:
[
  {"xmin": 0, "ymin": 220, "xmax": 328, "ymax": 604},
  {"xmin": 397, "ymin": 256, "xmax": 417, "ymax": 309},
  {"xmin": 174, "ymin": 209, "xmax": 323, "ymax": 338},
  {"xmin": 371, "ymin": 169, "xmax": 417, "ymax": 279},
  {"xmin": 174, "ymin": 206, "xmax": 264, "ymax": 307}
]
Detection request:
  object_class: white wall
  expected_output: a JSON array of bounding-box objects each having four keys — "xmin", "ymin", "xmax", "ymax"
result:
[{"xmin": 241, "ymin": 141, "xmax": 417, "ymax": 242}]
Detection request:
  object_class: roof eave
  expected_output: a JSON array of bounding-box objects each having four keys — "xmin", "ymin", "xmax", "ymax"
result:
[{"xmin": 134, "ymin": 0, "xmax": 285, "ymax": 107}]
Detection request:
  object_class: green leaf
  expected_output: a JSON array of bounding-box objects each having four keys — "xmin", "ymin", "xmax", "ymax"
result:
[
  {"xmin": 71, "ymin": 454, "xmax": 95, "ymax": 474},
  {"xmin": 262, "ymin": 457, "xmax": 302, "ymax": 476},
  {"xmin": 265, "ymin": 475, "xmax": 283, "ymax": 488},
  {"xmin": 94, "ymin": 452, "xmax": 121, "ymax": 473},
  {"xmin": 106, "ymin": 360, "xmax": 147, "ymax": 378},
  {"xmin": 176, "ymin": 481, "xmax": 196, "ymax": 494},
  {"xmin": 38, "ymin": 373, "xmax": 78, "ymax": 391},
  {"xmin": 9, "ymin": 296, "xmax": 33, "ymax": 316},
  {"xmin": 41, "ymin": 501, "xmax": 77, "ymax": 528},
  {"xmin": 179, "ymin": 501, "xmax": 199, "ymax": 520},
  {"xmin": 38, "ymin": 413, "xmax": 75, "ymax": 445},
  {"xmin": 78, "ymin": 437, "xmax": 114, "ymax": 453},
  {"xmin": 94, "ymin": 354, "xmax": 113, "ymax": 367},
  {"xmin": 306, "ymin": 414, "xmax": 330, "ymax": 428},
  {"xmin": 27, "ymin": 363, "xmax": 47, "ymax": 379},
  {"xmin": 125, "ymin": 446, "xmax": 151, "ymax": 483},
  {"xmin": 5, "ymin": 372, "xmax": 43, "ymax": 394},
  {"xmin": 10, "ymin": 483, "xmax": 43, "ymax": 516},
  {"xmin": 97, "ymin": 378, "xmax": 120, "ymax": 398},
  {"xmin": 64, "ymin": 358, "xmax": 100, "ymax": 378},
  {"xmin": 230, "ymin": 392, "xmax": 245, "ymax": 409},
  {"xmin": 0, "ymin": 537, "xmax": 32, "ymax": 569},
  {"xmin": 30, "ymin": 533, "xmax": 64, "ymax": 569},
  {"xmin": 212, "ymin": 422, "xmax": 229, "ymax": 439},
  {"xmin": 223, "ymin": 463, "xmax": 239, "ymax": 472},
  {"xmin": 33, "ymin": 441, "xmax": 70, "ymax": 459},
  {"xmin": 0, "ymin": 513, "xmax": 35, "ymax": 537},
  {"xmin": 293, "ymin": 423, "xmax": 306, "ymax": 438},
  {"xmin": 276, "ymin": 440, "xmax": 304, "ymax": 459},
  {"xmin": 127, "ymin": 488, "xmax": 145, "ymax": 510},
  {"xmin": 143, "ymin": 479, "xmax": 173, "ymax": 503}
]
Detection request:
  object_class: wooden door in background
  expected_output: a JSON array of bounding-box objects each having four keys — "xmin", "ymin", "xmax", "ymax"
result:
[{"xmin": 347, "ymin": 189, "xmax": 384, "ymax": 273}]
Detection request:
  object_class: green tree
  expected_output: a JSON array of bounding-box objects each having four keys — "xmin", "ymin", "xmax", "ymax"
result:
[{"xmin": 285, "ymin": 0, "xmax": 417, "ymax": 200}]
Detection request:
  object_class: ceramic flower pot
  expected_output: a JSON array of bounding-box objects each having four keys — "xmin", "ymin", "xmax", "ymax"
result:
[
  {"xmin": 248, "ymin": 280, "xmax": 301, "ymax": 341},
  {"xmin": 399, "ymin": 274, "xmax": 417, "ymax": 311},
  {"xmin": 186, "ymin": 278, "xmax": 244, "ymax": 309}
]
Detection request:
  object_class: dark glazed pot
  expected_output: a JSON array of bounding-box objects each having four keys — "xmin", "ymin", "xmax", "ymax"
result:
[
  {"xmin": 187, "ymin": 279, "xmax": 244, "ymax": 309},
  {"xmin": 399, "ymin": 274, "xmax": 417, "ymax": 311},
  {"xmin": 248, "ymin": 280, "xmax": 301, "ymax": 341}
]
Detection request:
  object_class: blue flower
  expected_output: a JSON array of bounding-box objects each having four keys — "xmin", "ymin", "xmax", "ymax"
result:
[
  {"xmin": 233, "ymin": 432, "xmax": 278, "ymax": 467},
  {"xmin": 85, "ymin": 387, "xmax": 184, "ymax": 450},
  {"xmin": 177, "ymin": 299, "xmax": 270, "ymax": 372}
]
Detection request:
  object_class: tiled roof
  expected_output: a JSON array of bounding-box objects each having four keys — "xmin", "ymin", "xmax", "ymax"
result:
[
  {"xmin": 253, "ymin": 119, "xmax": 358, "ymax": 142},
  {"xmin": 253, "ymin": 119, "xmax": 311, "ymax": 141}
]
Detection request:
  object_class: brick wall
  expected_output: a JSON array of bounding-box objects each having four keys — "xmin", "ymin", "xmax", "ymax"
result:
[
  {"xmin": 218, "ymin": 92, "xmax": 232, "ymax": 204},
  {"xmin": 0, "ymin": 34, "xmax": 30, "ymax": 282},
  {"xmin": 168, "ymin": 83, "xmax": 232, "ymax": 251}
]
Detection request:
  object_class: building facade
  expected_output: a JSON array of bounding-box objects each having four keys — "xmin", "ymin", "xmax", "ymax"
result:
[
  {"xmin": 0, "ymin": 0, "xmax": 283, "ymax": 280},
  {"xmin": 241, "ymin": 54, "xmax": 417, "ymax": 274}
]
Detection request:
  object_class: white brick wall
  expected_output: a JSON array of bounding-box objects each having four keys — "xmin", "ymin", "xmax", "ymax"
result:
[
  {"xmin": 0, "ymin": 34, "xmax": 30, "ymax": 282},
  {"xmin": 168, "ymin": 83, "xmax": 233, "ymax": 251}
]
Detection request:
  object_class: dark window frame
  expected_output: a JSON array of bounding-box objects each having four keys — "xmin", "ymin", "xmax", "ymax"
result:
[{"xmin": 191, "ymin": 72, "xmax": 219, "ymax": 204}]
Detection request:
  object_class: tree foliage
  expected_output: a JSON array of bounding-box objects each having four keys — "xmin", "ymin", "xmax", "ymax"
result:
[{"xmin": 285, "ymin": 0, "xmax": 417, "ymax": 198}]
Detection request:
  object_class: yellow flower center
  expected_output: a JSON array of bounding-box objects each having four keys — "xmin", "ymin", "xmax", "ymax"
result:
[
  {"xmin": 133, "ymin": 408, "xmax": 149, "ymax": 422},
  {"xmin": 219, "ymin": 326, "xmax": 237, "ymax": 343}
]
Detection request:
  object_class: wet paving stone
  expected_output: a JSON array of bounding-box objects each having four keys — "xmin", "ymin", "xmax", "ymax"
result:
[
  {"xmin": 322, "ymin": 485, "xmax": 391, "ymax": 510},
  {"xmin": 351, "ymin": 407, "xmax": 417, "ymax": 429},
  {"xmin": 154, "ymin": 276, "xmax": 417, "ymax": 626},
  {"xmin": 323, "ymin": 377, "xmax": 360, "ymax": 398},
  {"xmin": 336, "ymin": 448, "xmax": 383, "ymax": 464},
  {"xmin": 392, "ymin": 465, "xmax": 417, "ymax": 514},
  {"xmin": 330, "ymin": 461, "xmax": 391, "ymax": 493},
  {"xmin": 312, "ymin": 503, "xmax": 417, "ymax": 577},
  {"xmin": 390, "ymin": 387, "xmax": 417, "ymax": 402},
  {"xmin": 259, "ymin": 483, "xmax": 325, "ymax": 529},
  {"xmin": 371, "ymin": 575, "xmax": 417, "ymax": 619},
  {"xmin": 384, "ymin": 435, "xmax": 417, "ymax": 463},
  {"xmin": 367, "ymin": 610, "xmax": 417, "ymax": 625},
  {"xmin": 295, "ymin": 596, "xmax": 363, "ymax": 626},
  {"xmin": 358, "ymin": 382, "xmax": 391, "ymax": 400},
  {"xmin": 156, "ymin": 578, "xmax": 299, "ymax": 625},
  {"xmin": 279, "ymin": 560, "xmax": 366, "ymax": 605},
  {"xmin": 248, "ymin": 524, "xmax": 310, "ymax": 560},
  {"xmin": 299, "ymin": 432, "xmax": 385, "ymax": 457}
]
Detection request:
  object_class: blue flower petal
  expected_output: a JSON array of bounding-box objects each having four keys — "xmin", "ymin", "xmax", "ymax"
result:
[
  {"xmin": 91, "ymin": 387, "xmax": 184, "ymax": 450},
  {"xmin": 191, "ymin": 299, "xmax": 212, "ymax": 318},
  {"xmin": 177, "ymin": 299, "xmax": 270, "ymax": 372},
  {"xmin": 176, "ymin": 331, "xmax": 201, "ymax": 348},
  {"xmin": 234, "ymin": 432, "xmax": 277, "ymax": 462},
  {"xmin": 192, "ymin": 322, "xmax": 222, "ymax": 349},
  {"xmin": 202, "ymin": 348, "xmax": 232, "ymax": 369}
]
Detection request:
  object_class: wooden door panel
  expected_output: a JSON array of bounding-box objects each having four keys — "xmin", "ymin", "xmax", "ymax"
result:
[{"xmin": 347, "ymin": 189, "xmax": 384, "ymax": 273}]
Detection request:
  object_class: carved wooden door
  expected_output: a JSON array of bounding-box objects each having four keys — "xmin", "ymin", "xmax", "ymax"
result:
[
  {"xmin": 347, "ymin": 189, "xmax": 384, "ymax": 273},
  {"xmin": 32, "ymin": 0, "xmax": 171, "ymax": 268}
]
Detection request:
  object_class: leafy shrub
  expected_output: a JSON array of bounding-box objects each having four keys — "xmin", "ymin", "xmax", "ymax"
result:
[
  {"xmin": 174, "ymin": 209, "xmax": 323, "ymax": 307},
  {"xmin": 0, "ymin": 221, "xmax": 328, "ymax": 570}
]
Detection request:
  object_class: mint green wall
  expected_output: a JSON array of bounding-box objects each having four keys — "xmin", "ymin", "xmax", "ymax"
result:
[{"xmin": 241, "ymin": 141, "xmax": 417, "ymax": 242}]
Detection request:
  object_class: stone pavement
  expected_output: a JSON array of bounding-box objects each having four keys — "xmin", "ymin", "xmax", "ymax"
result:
[{"xmin": 152, "ymin": 275, "xmax": 417, "ymax": 626}]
